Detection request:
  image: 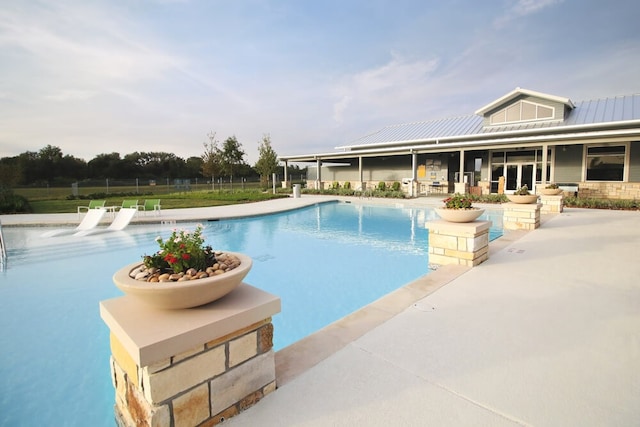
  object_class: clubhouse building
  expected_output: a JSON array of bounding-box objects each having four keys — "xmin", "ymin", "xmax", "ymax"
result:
[{"xmin": 280, "ymin": 88, "xmax": 640, "ymax": 199}]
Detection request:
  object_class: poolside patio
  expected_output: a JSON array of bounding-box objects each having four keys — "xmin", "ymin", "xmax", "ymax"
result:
[{"xmin": 224, "ymin": 199, "xmax": 640, "ymax": 426}]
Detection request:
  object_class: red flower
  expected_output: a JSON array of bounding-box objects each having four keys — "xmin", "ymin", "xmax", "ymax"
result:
[{"xmin": 182, "ymin": 253, "xmax": 191, "ymax": 260}]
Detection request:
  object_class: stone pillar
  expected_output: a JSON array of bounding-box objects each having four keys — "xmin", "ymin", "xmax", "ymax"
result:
[
  {"xmin": 503, "ymin": 203, "xmax": 542, "ymax": 230},
  {"xmin": 539, "ymin": 195, "xmax": 564, "ymax": 213},
  {"xmin": 100, "ymin": 284, "xmax": 281, "ymax": 427},
  {"xmin": 427, "ymin": 220, "xmax": 491, "ymax": 267}
]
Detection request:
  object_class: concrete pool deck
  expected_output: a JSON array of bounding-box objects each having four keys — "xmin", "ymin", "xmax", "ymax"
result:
[{"xmin": 2, "ymin": 196, "xmax": 639, "ymax": 425}]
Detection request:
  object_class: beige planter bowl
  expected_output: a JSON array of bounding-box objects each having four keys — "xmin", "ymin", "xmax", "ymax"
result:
[
  {"xmin": 506, "ymin": 194, "xmax": 539, "ymax": 204},
  {"xmin": 113, "ymin": 252, "xmax": 252, "ymax": 309},
  {"xmin": 540, "ymin": 188, "xmax": 563, "ymax": 195},
  {"xmin": 434, "ymin": 207, "xmax": 484, "ymax": 223}
]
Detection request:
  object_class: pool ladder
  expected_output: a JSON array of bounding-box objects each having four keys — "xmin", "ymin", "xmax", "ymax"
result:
[{"xmin": 0, "ymin": 219, "xmax": 6, "ymax": 269}]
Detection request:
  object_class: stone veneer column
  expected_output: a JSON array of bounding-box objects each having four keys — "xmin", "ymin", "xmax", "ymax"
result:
[
  {"xmin": 100, "ymin": 284, "xmax": 281, "ymax": 427},
  {"xmin": 427, "ymin": 220, "xmax": 491, "ymax": 267},
  {"xmin": 503, "ymin": 202, "xmax": 542, "ymax": 230},
  {"xmin": 539, "ymin": 194, "xmax": 564, "ymax": 213}
]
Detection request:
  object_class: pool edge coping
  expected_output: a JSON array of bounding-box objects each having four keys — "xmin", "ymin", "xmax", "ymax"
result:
[{"xmin": 273, "ymin": 223, "xmax": 532, "ymax": 386}]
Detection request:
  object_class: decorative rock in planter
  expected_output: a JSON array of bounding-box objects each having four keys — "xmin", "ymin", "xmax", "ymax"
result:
[
  {"xmin": 113, "ymin": 252, "xmax": 253, "ymax": 309},
  {"xmin": 506, "ymin": 194, "xmax": 539, "ymax": 204},
  {"xmin": 434, "ymin": 207, "xmax": 484, "ymax": 223}
]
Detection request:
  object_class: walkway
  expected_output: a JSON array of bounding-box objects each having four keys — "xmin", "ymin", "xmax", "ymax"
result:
[{"xmin": 2, "ymin": 196, "xmax": 638, "ymax": 425}]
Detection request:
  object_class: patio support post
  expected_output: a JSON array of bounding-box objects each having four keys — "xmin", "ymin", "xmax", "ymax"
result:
[
  {"xmin": 316, "ymin": 158, "xmax": 322, "ymax": 190},
  {"xmin": 282, "ymin": 160, "xmax": 289, "ymax": 188},
  {"xmin": 541, "ymin": 143, "xmax": 549, "ymax": 185},
  {"xmin": 454, "ymin": 149, "xmax": 467, "ymax": 194},
  {"xmin": 411, "ymin": 151, "xmax": 417, "ymax": 197},
  {"xmin": 358, "ymin": 156, "xmax": 364, "ymax": 191}
]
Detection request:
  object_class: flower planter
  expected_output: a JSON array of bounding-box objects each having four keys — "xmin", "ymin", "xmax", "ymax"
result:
[
  {"xmin": 540, "ymin": 188, "xmax": 563, "ymax": 195},
  {"xmin": 506, "ymin": 194, "xmax": 539, "ymax": 204},
  {"xmin": 435, "ymin": 207, "xmax": 484, "ymax": 223},
  {"xmin": 113, "ymin": 252, "xmax": 252, "ymax": 309}
]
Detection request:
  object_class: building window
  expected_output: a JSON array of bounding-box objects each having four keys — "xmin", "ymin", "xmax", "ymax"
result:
[
  {"xmin": 490, "ymin": 101, "xmax": 554, "ymax": 125},
  {"xmin": 586, "ymin": 145, "xmax": 625, "ymax": 181}
]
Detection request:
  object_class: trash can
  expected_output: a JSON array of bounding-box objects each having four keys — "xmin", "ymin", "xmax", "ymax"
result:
[{"xmin": 292, "ymin": 184, "xmax": 301, "ymax": 198}]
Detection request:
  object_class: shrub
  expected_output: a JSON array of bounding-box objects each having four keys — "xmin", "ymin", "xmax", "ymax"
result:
[
  {"xmin": 343, "ymin": 181, "xmax": 351, "ymax": 189},
  {"xmin": 0, "ymin": 189, "xmax": 31, "ymax": 213},
  {"xmin": 377, "ymin": 181, "xmax": 387, "ymax": 191},
  {"xmin": 564, "ymin": 196, "xmax": 639, "ymax": 210},
  {"xmin": 391, "ymin": 181, "xmax": 401, "ymax": 191},
  {"xmin": 331, "ymin": 181, "xmax": 340, "ymax": 190}
]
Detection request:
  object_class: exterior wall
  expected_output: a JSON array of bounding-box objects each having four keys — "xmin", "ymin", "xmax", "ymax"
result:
[
  {"xmin": 629, "ymin": 141, "xmax": 640, "ymax": 182},
  {"xmin": 554, "ymin": 144, "xmax": 583, "ymax": 183}
]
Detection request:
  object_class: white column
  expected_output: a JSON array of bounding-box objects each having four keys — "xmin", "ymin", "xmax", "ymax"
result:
[
  {"xmin": 411, "ymin": 152, "xmax": 418, "ymax": 197},
  {"xmin": 459, "ymin": 149, "xmax": 465, "ymax": 183},
  {"xmin": 316, "ymin": 158, "xmax": 322, "ymax": 190},
  {"xmin": 358, "ymin": 156, "xmax": 364, "ymax": 190},
  {"xmin": 283, "ymin": 160, "xmax": 288, "ymax": 183},
  {"xmin": 541, "ymin": 144, "xmax": 548, "ymax": 184}
]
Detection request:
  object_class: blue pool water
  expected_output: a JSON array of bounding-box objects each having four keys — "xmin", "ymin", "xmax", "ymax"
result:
[{"xmin": 0, "ymin": 202, "xmax": 502, "ymax": 426}]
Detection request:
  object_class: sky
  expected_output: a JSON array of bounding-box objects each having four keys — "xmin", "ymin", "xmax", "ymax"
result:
[{"xmin": 1, "ymin": 0, "xmax": 639, "ymax": 165}]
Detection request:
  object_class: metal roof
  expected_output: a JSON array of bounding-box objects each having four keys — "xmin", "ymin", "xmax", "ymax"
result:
[{"xmin": 339, "ymin": 93, "xmax": 640, "ymax": 150}]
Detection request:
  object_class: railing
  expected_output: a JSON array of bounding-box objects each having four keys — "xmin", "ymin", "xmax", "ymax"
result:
[{"xmin": 0, "ymin": 219, "xmax": 6, "ymax": 269}]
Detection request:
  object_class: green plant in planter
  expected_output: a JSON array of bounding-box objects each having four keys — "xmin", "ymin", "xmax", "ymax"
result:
[
  {"xmin": 377, "ymin": 181, "xmax": 387, "ymax": 191},
  {"xmin": 514, "ymin": 185, "xmax": 531, "ymax": 195},
  {"xmin": 143, "ymin": 224, "xmax": 215, "ymax": 273},
  {"xmin": 442, "ymin": 193, "xmax": 474, "ymax": 209},
  {"xmin": 545, "ymin": 183, "xmax": 559, "ymax": 189}
]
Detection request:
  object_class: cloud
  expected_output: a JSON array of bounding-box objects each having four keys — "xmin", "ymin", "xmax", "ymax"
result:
[
  {"xmin": 331, "ymin": 55, "xmax": 440, "ymax": 124},
  {"xmin": 493, "ymin": 0, "xmax": 565, "ymax": 28}
]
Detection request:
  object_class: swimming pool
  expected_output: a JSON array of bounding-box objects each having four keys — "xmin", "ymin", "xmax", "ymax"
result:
[{"xmin": 0, "ymin": 201, "xmax": 502, "ymax": 426}]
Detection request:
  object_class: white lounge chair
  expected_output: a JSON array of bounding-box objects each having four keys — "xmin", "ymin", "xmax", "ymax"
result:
[
  {"xmin": 42, "ymin": 208, "xmax": 107, "ymax": 237},
  {"xmin": 74, "ymin": 208, "xmax": 138, "ymax": 236}
]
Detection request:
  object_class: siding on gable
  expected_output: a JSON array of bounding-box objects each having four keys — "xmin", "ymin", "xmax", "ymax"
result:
[{"xmin": 481, "ymin": 94, "xmax": 567, "ymax": 127}]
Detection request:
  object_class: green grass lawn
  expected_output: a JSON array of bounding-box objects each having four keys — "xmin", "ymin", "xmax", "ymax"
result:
[{"xmin": 14, "ymin": 187, "xmax": 291, "ymax": 214}]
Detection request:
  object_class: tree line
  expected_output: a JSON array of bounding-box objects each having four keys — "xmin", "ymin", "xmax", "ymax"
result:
[{"xmin": 0, "ymin": 133, "xmax": 305, "ymax": 188}]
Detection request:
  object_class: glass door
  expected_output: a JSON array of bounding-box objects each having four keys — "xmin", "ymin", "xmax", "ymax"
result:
[{"xmin": 505, "ymin": 163, "xmax": 535, "ymax": 193}]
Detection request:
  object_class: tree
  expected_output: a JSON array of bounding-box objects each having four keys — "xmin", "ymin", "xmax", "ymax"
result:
[
  {"xmin": 201, "ymin": 131, "xmax": 223, "ymax": 190},
  {"xmin": 220, "ymin": 135, "xmax": 247, "ymax": 190},
  {"xmin": 254, "ymin": 134, "xmax": 279, "ymax": 187},
  {"xmin": 185, "ymin": 156, "xmax": 204, "ymax": 180},
  {"xmin": 88, "ymin": 153, "xmax": 122, "ymax": 179}
]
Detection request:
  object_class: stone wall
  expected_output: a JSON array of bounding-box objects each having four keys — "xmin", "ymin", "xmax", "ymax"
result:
[
  {"xmin": 503, "ymin": 203, "xmax": 541, "ymax": 231},
  {"xmin": 577, "ymin": 182, "xmax": 640, "ymax": 199},
  {"xmin": 110, "ymin": 319, "xmax": 276, "ymax": 427},
  {"xmin": 101, "ymin": 284, "xmax": 281, "ymax": 427},
  {"xmin": 427, "ymin": 220, "xmax": 491, "ymax": 267}
]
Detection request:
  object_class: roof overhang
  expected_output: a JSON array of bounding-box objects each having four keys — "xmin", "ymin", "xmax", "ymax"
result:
[{"xmin": 279, "ymin": 121, "xmax": 640, "ymax": 163}]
